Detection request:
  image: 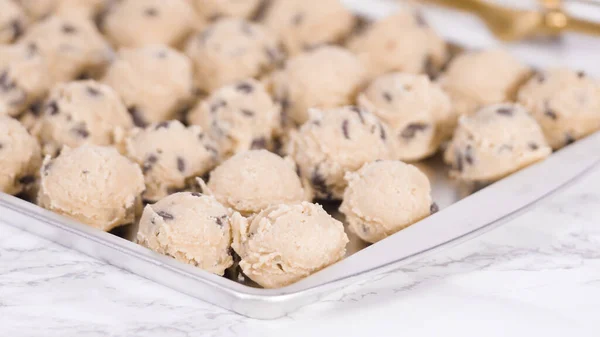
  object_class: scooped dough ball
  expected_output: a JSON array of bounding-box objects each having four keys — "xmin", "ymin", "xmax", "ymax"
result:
[
  {"xmin": 188, "ymin": 0, "xmax": 263, "ymax": 21},
  {"xmin": 121, "ymin": 120, "xmax": 218, "ymax": 202},
  {"xmin": 0, "ymin": 0, "xmax": 28, "ymax": 44},
  {"xmin": 444, "ymin": 103, "xmax": 551, "ymax": 182},
  {"xmin": 188, "ymin": 79, "xmax": 280, "ymax": 158},
  {"xmin": 288, "ymin": 106, "xmax": 396, "ymax": 200},
  {"xmin": 439, "ymin": 49, "xmax": 531, "ymax": 116},
  {"xmin": 271, "ymin": 46, "xmax": 367, "ymax": 126},
  {"xmin": 185, "ymin": 18, "xmax": 284, "ymax": 93},
  {"xmin": 231, "ymin": 202, "xmax": 348, "ymax": 288},
  {"xmin": 103, "ymin": 0, "xmax": 196, "ymax": 48},
  {"xmin": 340, "ymin": 160, "xmax": 433, "ymax": 243},
  {"xmin": 358, "ymin": 73, "xmax": 454, "ymax": 161},
  {"xmin": 347, "ymin": 10, "xmax": 448, "ymax": 79},
  {"xmin": 137, "ymin": 192, "xmax": 233, "ymax": 275},
  {"xmin": 37, "ymin": 145, "xmax": 145, "ymax": 231},
  {"xmin": 262, "ymin": 0, "xmax": 355, "ymax": 55},
  {"xmin": 207, "ymin": 150, "xmax": 308, "ymax": 215},
  {"xmin": 102, "ymin": 45, "xmax": 195, "ymax": 127},
  {"xmin": 0, "ymin": 43, "xmax": 51, "ymax": 117},
  {"xmin": 18, "ymin": 16, "xmax": 114, "ymax": 83},
  {"xmin": 16, "ymin": 0, "xmax": 108, "ymax": 20},
  {"xmin": 35, "ymin": 80, "xmax": 133, "ymax": 156},
  {"xmin": 517, "ymin": 68, "xmax": 600, "ymax": 149},
  {"xmin": 0, "ymin": 116, "xmax": 41, "ymax": 195}
]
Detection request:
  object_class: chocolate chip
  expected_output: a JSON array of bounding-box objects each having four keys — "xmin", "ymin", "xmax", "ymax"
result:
[
  {"xmin": 61, "ymin": 24, "xmax": 77, "ymax": 34},
  {"xmin": 361, "ymin": 224, "xmax": 370, "ymax": 234},
  {"xmin": 82, "ymin": 170, "xmax": 89, "ymax": 174},
  {"xmin": 565, "ymin": 134, "xmax": 575, "ymax": 145},
  {"xmin": 86, "ymin": 86, "xmax": 101, "ymax": 96},
  {"xmin": 43, "ymin": 162, "xmax": 53, "ymax": 175},
  {"xmin": 311, "ymin": 168, "xmax": 328, "ymax": 196},
  {"xmin": 18, "ymin": 175, "xmax": 35, "ymax": 185},
  {"xmin": 528, "ymin": 142, "xmax": 539, "ymax": 150},
  {"xmin": 250, "ymin": 137, "xmax": 267, "ymax": 149},
  {"xmin": 464, "ymin": 145, "xmax": 474, "ymax": 165},
  {"xmin": 0, "ymin": 70, "xmax": 15, "ymax": 91},
  {"xmin": 197, "ymin": 132, "xmax": 205, "ymax": 140},
  {"xmin": 379, "ymin": 123, "xmax": 387, "ymax": 141},
  {"xmin": 430, "ymin": 202, "xmax": 439, "ymax": 214},
  {"xmin": 210, "ymin": 99, "xmax": 227, "ymax": 113},
  {"xmin": 496, "ymin": 107, "xmax": 513, "ymax": 116},
  {"xmin": 214, "ymin": 214, "xmax": 227, "ymax": 227},
  {"xmin": 236, "ymin": 82, "xmax": 254, "ymax": 94},
  {"xmin": 154, "ymin": 50, "xmax": 167, "ymax": 59},
  {"xmin": 0, "ymin": 143, "xmax": 3, "ymax": 150},
  {"xmin": 28, "ymin": 101, "xmax": 43, "ymax": 116},
  {"xmin": 498, "ymin": 144, "xmax": 513, "ymax": 152},
  {"xmin": 400, "ymin": 123, "xmax": 428, "ymax": 140},
  {"xmin": 577, "ymin": 71, "xmax": 585, "ymax": 78},
  {"xmin": 128, "ymin": 106, "xmax": 147, "ymax": 127},
  {"xmin": 291, "ymin": 12, "xmax": 304, "ymax": 26},
  {"xmin": 143, "ymin": 154, "xmax": 158, "ymax": 173},
  {"xmin": 26, "ymin": 43, "xmax": 38, "ymax": 57},
  {"xmin": 191, "ymin": 192, "xmax": 201, "ymax": 197},
  {"xmin": 545, "ymin": 108, "xmax": 558, "ymax": 120},
  {"xmin": 342, "ymin": 119, "xmax": 350, "ymax": 139},
  {"xmin": 277, "ymin": 263, "xmax": 284, "ymax": 271},
  {"xmin": 155, "ymin": 121, "xmax": 170, "ymax": 130},
  {"xmin": 10, "ymin": 19, "xmax": 24, "ymax": 40},
  {"xmin": 350, "ymin": 106, "xmax": 365, "ymax": 124},
  {"xmin": 537, "ymin": 72, "xmax": 545, "ymax": 83},
  {"xmin": 240, "ymin": 109, "xmax": 255, "ymax": 117},
  {"xmin": 415, "ymin": 10, "xmax": 428, "ymax": 27},
  {"xmin": 176, "ymin": 157, "xmax": 185, "ymax": 173},
  {"xmin": 382, "ymin": 92, "xmax": 393, "ymax": 102},
  {"xmin": 46, "ymin": 101, "xmax": 59, "ymax": 115},
  {"xmin": 204, "ymin": 144, "xmax": 218, "ymax": 157},
  {"xmin": 156, "ymin": 211, "xmax": 174, "ymax": 220},
  {"xmin": 454, "ymin": 151, "xmax": 464, "ymax": 172},
  {"xmin": 251, "ymin": 0, "xmax": 271, "ymax": 21},
  {"xmin": 144, "ymin": 7, "xmax": 158, "ymax": 16},
  {"xmin": 72, "ymin": 123, "xmax": 90, "ymax": 138}
]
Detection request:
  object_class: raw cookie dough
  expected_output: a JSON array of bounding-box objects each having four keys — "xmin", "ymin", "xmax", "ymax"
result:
[
  {"xmin": 207, "ymin": 150, "xmax": 308, "ymax": 215},
  {"xmin": 439, "ymin": 49, "xmax": 531, "ymax": 116},
  {"xmin": 187, "ymin": 79, "xmax": 280, "ymax": 158},
  {"xmin": 0, "ymin": 0, "xmax": 28, "ymax": 44},
  {"xmin": 231, "ymin": 202, "xmax": 348, "ymax": 288},
  {"xmin": 288, "ymin": 106, "xmax": 396, "ymax": 200},
  {"xmin": 35, "ymin": 80, "xmax": 133, "ymax": 156},
  {"xmin": 0, "ymin": 43, "xmax": 50, "ymax": 117},
  {"xmin": 121, "ymin": 120, "xmax": 218, "ymax": 202},
  {"xmin": 444, "ymin": 103, "xmax": 551, "ymax": 182},
  {"xmin": 103, "ymin": 0, "xmax": 196, "ymax": 48},
  {"xmin": 271, "ymin": 46, "xmax": 367, "ymax": 126},
  {"xmin": 137, "ymin": 192, "xmax": 233, "ymax": 275},
  {"xmin": 188, "ymin": 0, "xmax": 263, "ymax": 21},
  {"xmin": 102, "ymin": 45, "xmax": 195, "ymax": 126},
  {"xmin": 262, "ymin": 0, "xmax": 355, "ymax": 55},
  {"xmin": 517, "ymin": 68, "xmax": 600, "ymax": 149},
  {"xmin": 358, "ymin": 73, "xmax": 453, "ymax": 161},
  {"xmin": 185, "ymin": 18, "xmax": 284, "ymax": 93},
  {"xmin": 347, "ymin": 10, "xmax": 447, "ymax": 79},
  {"xmin": 340, "ymin": 160, "xmax": 433, "ymax": 243},
  {"xmin": 37, "ymin": 145, "xmax": 145, "ymax": 231},
  {"xmin": 16, "ymin": 0, "xmax": 108, "ymax": 20},
  {"xmin": 18, "ymin": 16, "xmax": 114, "ymax": 83},
  {"xmin": 0, "ymin": 116, "xmax": 41, "ymax": 195}
]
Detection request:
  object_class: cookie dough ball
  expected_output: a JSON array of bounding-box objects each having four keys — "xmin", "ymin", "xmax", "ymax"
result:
[
  {"xmin": 185, "ymin": 18, "xmax": 284, "ymax": 93},
  {"xmin": 18, "ymin": 16, "xmax": 114, "ymax": 83},
  {"xmin": 271, "ymin": 46, "xmax": 367, "ymax": 126},
  {"xmin": 517, "ymin": 68, "xmax": 600, "ymax": 149},
  {"xmin": 444, "ymin": 103, "xmax": 551, "ymax": 182},
  {"xmin": 347, "ymin": 11, "xmax": 447, "ymax": 79},
  {"xmin": 288, "ymin": 106, "xmax": 395, "ymax": 200},
  {"xmin": 262, "ymin": 0, "xmax": 355, "ymax": 55},
  {"xmin": 188, "ymin": 0, "xmax": 262, "ymax": 21},
  {"xmin": 0, "ymin": 116, "xmax": 41, "ymax": 195},
  {"xmin": 103, "ymin": 45, "xmax": 194, "ymax": 126},
  {"xmin": 0, "ymin": 0, "xmax": 28, "ymax": 44},
  {"xmin": 103, "ymin": 0, "xmax": 196, "ymax": 48},
  {"xmin": 439, "ymin": 49, "xmax": 531, "ymax": 116},
  {"xmin": 35, "ymin": 80, "xmax": 133, "ymax": 156},
  {"xmin": 38, "ymin": 145, "xmax": 145, "ymax": 231},
  {"xmin": 137, "ymin": 192, "xmax": 233, "ymax": 275},
  {"xmin": 188, "ymin": 79, "xmax": 280, "ymax": 158},
  {"xmin": 207, "ymin": 150, "xmax": 308, "ymax": 215},
  {"xmin": 121, "ymin": 120, "xmax": 218, "ymax": 202},
  {"xmin": 358, "ymin": 73, "xmax": 453, "ymax": 161},
  {"xmin": 231, "ymin": 202, "xmax": 348, "ymax": 288},
  {"xmin": 340, "ymin": 160, "xmax": 433, "ymax": 243},
  {"xmin": 0, "ymin": 43, "xmax": 50, "ymax": 117},
  {"xmin": 17, "ymin": 0, "xmax": 108, "ymax": 20}
]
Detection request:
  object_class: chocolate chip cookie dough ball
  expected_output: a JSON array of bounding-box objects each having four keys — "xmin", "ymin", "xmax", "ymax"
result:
[
  {"xmin": 137, "ymin": 192, "xmax": 233, "ymax": 275},
  {"xmin": 207, "ymin": 150, "xmax": 309, "ymax": 215},
  {"xmin": 271, "ymin": 46, "xmax": 367, "ymax": 126},
  {"xmin": 0, "ymin": 0, "xmax": 28, "ymax": 44},
  {"xmin": 185, "ymin": 18, "xmax": 284, "ymax": 93},
  {"xmin": 188, "ymin": 79, "xmax": 280, "ymax": 158},
  {"xmin": 347, "ymin": 10, "xmax": 447, "ymax": 79},
  {"xmin": 121, "ymin": 120, "xmax": 218, "ymax": 202},
  {"xmin": 262, "ymin": 0, "xmax": 355, "ymax": 55},
  {"xmin": 0, "ymin": 43, "xmax": 50, "ymax": 117},
  {"xmin": 34, "ymin": 80, "xmax": 132, "ymax": 156},
  {"xmin": 103, "ymin": 0, "xmax": 196, "ymax": 48},
  {"xmin": 0, "ymin": 116, "xmax": 41, "ymax": 195},
  {"xmin": 38, "ymin": 145, "xmax": 145, "ymax": 231},
  {"xmin": 102, "ymin": 45, "xmax": 194, "ymax": 126},
  {"xmin": 340, "ymin": 160, "xmax": 433, "ymax": 243},
  {"xmin": 517, "ymin": 68, "xmax": 600, "ymax": 149},
  {"xmin": 444, "ymin": 103, "xmax": 551, "ymax": 182},
  {"xmin": 439, "ymin": 49, "xmax": 531, "ymax": 116},
  {"xmin": 288, "ymin": 106, "xmax": 395, "ymax": 200},
  {"xmin": 188, "ymin": 0, "xmax": 263, "ymax": 21},
  {"xmin": 19, "ymin": 16, "xmax": 113, "ymax": 83},
  {"xmin": 231, "ymin": 202, "xmax": 348, "ymax": 288},
  {"xmin": 358, "ymin": 73, "xmax": 453, "ymax": 161}
]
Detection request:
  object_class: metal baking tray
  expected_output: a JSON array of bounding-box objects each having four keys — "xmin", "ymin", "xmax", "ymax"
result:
[{"xmin": 3, "ymin": 1, "xmax": 600, "ymax": 319}]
